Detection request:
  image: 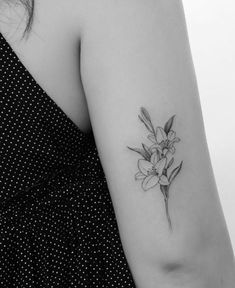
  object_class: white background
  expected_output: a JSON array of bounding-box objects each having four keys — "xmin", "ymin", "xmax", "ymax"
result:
[{"xmin": 182, "ymin": 0, "xmax": 235, "ymax": 251}]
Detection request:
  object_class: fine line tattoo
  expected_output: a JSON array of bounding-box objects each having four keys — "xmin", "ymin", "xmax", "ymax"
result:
[{"xmin": 127, "ymin": 107, "xmax": 183, "ymax": 230}]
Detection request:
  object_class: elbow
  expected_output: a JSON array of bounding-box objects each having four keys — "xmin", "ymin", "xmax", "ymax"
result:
[
  {"xmin": 143, "ymin": 232, "xmax": 235, "ymax": 288},
  {"xmin": 129, "ymin": 210, "xmax": 235, "ymax": 287},
  {"xmin": 131, "ymin": 233, "xmax": 204, "ymax": 287},
  {"xmin": 131, "ymin": 229, "xmax": 235, "ymax": 288},
  {"xmin": 156, "ymin": 257, "xmax": 201, "ymax": 287},
  {"xmin": 133, "ymin": 252, "xmax": 203, "ymax": 288}
]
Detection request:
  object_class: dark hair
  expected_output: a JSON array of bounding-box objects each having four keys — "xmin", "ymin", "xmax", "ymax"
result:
[
  {"xmin": 21, "ymin": 0, "xmax": 35, "ymax": 37},
  {"xmin": 3, "ymin": 0, "xmax": 35, "ymax": 38}
]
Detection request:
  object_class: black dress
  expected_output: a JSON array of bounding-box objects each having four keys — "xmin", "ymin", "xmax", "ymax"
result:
[{"xmin": 0, "ymin": 32, "xmax": 136, "ymax": 288}]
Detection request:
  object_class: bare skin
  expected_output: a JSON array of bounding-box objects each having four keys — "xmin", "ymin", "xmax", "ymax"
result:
[{"xmin": 0, "ymin": 0, "xmax": 91, "ymax": 133}]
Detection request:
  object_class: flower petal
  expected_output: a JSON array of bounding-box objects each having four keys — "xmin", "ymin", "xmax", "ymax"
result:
[
  {"xmin": 156, "ymin": 127, "xmax": 167, "ymax": 143},
  {"xmin": 168, "ymin": 130, "xmax": 176, "ymax": 141},
  {"xmin": 142, "ymin": 175, "xmax": 159, "ymax": 191},
  {"xmin": 138, "ymin": 159, "xmax": 153, "ymax": 175},
  {"xmin": 155, "ymin": 157, "xmax": 167, "ymax": 176},
  {"xmin": 135, "ymin": 172, "xmax": 146, "ymax": 180},
  {"xmin": 166, "ymin": 156, "xmax": 174, "ymax": 169},
  {"xmin": 159, "ymin": 175, "xmax": 169, "ymax": 186},
  {"xmin": 150, "ymin": 152, "xmax": 158, "ymax": 165},
  {"xmin": 150, "ymin": 144, "xmax": 163, "ymax": 154}
]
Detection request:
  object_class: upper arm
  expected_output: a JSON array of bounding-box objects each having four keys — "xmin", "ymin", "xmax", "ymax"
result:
[{"xmin": 79, "ymin": 0, "xmax": 234, "ymax": 285}]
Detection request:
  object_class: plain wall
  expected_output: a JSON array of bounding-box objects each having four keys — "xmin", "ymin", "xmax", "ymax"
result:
[{"xmin": 182, "ymin": 0, "xmax": 235, "ymax": 250}]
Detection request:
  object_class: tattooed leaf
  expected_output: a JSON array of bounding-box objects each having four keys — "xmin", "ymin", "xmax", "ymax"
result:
[
  {"xmin": 141, "ymin": 107, "xmax": 152, "ymax": 122},
  {"xmin": 164, "ymin": 115, "xmax": 175, "ymax": 134},
  {"xmin": 166, "ymin": 157, "xmax": 174, "ymax": 169},
  {"xmin": 142, "ymin": 144, "xmax": 151, "ymax": 161},
  {"xmin": 160, "ymin": 185, "xmax": 169, "ymax": 199},
  {"xmin": 138, "ymin": 115, "xmax": 152, "ymax": 132},
  {"xmin": 127, "ymin": 146, "xmax": 150, "ymax": 160},
  {"xmin": 169, "ymin": 161, "xmax": 183, "ymax": 183}
]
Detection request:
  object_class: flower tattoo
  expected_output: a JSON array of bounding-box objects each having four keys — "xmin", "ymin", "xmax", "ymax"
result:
[{"xmin": 128, "ymin": 107, "xmax": 183, "ymax": 230}]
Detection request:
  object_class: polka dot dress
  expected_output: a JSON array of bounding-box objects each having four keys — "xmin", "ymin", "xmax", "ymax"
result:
[{"xmin": 0, "ymin": 32, "xmax": 136, "ymax": 287}]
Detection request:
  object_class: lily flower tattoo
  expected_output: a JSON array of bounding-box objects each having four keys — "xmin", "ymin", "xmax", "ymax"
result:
[{"xmin": 128, "ymin": 107, "xmax": 183, "ymax": 230}]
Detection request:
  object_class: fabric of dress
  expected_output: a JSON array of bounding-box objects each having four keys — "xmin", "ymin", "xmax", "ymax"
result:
[{"xmin": 0, "ymin": 32, "xmax": 136, "ymax": 288}]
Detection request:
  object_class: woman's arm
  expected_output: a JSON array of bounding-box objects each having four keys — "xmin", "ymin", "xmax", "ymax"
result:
[{"xmin": 79, "ymin": 0, "xmax": 235, "ymax": 286}]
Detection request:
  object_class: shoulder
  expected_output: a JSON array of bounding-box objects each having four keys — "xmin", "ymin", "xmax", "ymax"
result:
[{"xmin": 73, "ymin": 0, "xmax": 184, "ymax": 36}]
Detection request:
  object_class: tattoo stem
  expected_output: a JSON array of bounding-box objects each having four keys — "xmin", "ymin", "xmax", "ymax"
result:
[{"xmin": 164, "ymin": 198, "xmax": 172, "ymax": 231}]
